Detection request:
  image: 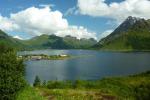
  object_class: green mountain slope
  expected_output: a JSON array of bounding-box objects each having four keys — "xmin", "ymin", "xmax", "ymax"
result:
[
  {"xmin": 62, "ymin": 35, "xmax": 97, "ymax": 49},
  {"xmin": 0, "ymin": 30, "xmax": 25, "ymax": 50},
  {"xmin": 22, "ymin": 35, "xmax": 97, "ymax": 49},
  {"xmin": 94, "ymin": 16, "xmax": 150, "ymax": 51},
  {"xmin": 0, "ymin": 30, "xmax": 97, "ymax": 50}
]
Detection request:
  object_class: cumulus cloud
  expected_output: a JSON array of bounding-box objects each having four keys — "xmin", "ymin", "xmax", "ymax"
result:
[
  {"xmin": 0, "ymin": 6, "xmax": 96, "ymax": 39},
  {"xmin": 77, "ymin": 0, "xmax": 150, "ymax": 22},
  {"xmin": 55, "ymin": 26, "xmax": 97, "ymax": 40},
  {"xmin": 0, "ymin": 15, "xmax": 19, "ymax": 32},
  {"xmin": 10, "ymin": 6, "xmax": 68, "ymax": 36},
  {"xmin": 99, "ymin": 29, "xmax": 113, "ymax": 39}
]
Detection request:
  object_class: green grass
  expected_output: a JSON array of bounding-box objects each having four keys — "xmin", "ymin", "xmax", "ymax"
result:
[
  {"xmin": 16, "ymin": 86, "xmax": 46, "ymax": 100},
  {"xmin": 37, "ymin": 88, "xmax": 116, "ymax": 100},
  {"xmin": 17, "ymin": 71, "xmax": 150, "ymax": 100},
  {"xmin": 41, "ymin": 71, "xmax": 150, "ymax": 99}
]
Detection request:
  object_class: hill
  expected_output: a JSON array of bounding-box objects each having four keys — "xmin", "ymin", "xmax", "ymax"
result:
[
  {"xmin": 0, "ymin": 30, "xmax": 25, "ymax": 50},
  {"xmin": 0, "ymin": 30, "xmax": 97, "ymax": 50},
  {"xmin": 94, "ymin": 16, "xmax": 150, "ymax": 51},
  {"xmin": 21, "ymin": 34, "xmax": 97, "ymax": 49}
]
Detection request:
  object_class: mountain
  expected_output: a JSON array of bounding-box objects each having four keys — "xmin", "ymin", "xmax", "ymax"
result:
[
  {"xmin": 21, "ymin": 34, "xmax": 97, "ymax": 49},
  {"xmin": 94, "ymin": 16, "xmax": 150, "ymax": 51},
  {"xmin": 0, "ymin": 29, "xmax": 97, "ymax": 50},
  {"xmin": 0, "ymin": 30, "xmax": 25, "ymax": 49},
  {"xmin": 62, "ymin": 35, "xmax": 97, "ymax": 49}
]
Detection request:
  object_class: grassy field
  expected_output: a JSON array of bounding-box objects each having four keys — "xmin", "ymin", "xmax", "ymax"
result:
[
  {"xmin": 17, "ymin": 71, "xmax": 150, "ymax": 100},
  {"xmin": 16, "ymin": 86, "xmax": 46, "ymax": 100}
]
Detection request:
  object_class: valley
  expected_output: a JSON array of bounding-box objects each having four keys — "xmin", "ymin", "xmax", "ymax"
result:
[
  {"xmin": 1, "ymin": 0, "xmax": 150, "ymax": 99},
  {"xmin": 1, "ymin": 16, "xmax": 150, "ymax": 100}
]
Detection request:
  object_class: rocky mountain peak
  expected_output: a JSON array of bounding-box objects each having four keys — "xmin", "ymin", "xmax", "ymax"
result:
[
  {"xmin": 109, "ymin": 16, "xmax": 145, "ymax": 36},
  {"xmin": 121, "ymin": 16, "xmax": 143, "ymax": 28}
]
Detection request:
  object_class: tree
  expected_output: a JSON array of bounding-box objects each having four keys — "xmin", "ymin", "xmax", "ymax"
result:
[
  {"xmin": 42, "ymin": 80, "xmax": 47, "ymax": 87},
  {"xmin": 0, "ymin": 44, "xmax": 26, "ymax": 100},
  {"xmin": 33, "ymin": 76, "xmax": 41, "ymax": 87}
]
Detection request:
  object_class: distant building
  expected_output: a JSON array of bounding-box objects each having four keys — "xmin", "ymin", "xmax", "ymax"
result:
[
  {"xmin": 31, "ymin": 56, "xmax": 42, "ymax": 60},
  {"xmin": 18, "ymin": 56, "xmax": 22, "ymax": 58},
  {"xmin": 60, "ymin": 55, "xmax": 68, "ymax": 57}
]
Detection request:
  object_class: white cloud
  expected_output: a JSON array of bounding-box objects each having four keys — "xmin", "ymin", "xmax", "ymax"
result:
[
  {"xmin": 99, "ymin": 29, "xmax": 113, "ymax": 39},
  {"xmin": 13, "ymin": 35, "xmax": 23, "ymax": 40},
  {"xmin": 0, "ymin": 15, "xmax": 19, "ymax": 32},
  {"xmin": 77, "ymin": 0, "xmax": 150, "ymax": 22},
  {"xmin": 39, "ymin": 4, "xmax": 55, "ymax": 8},
  {"xmin": 0, "ymin": 6, "xmax": 96, "ymax": 39},
  {"xmin": 0, "ymin": 6, "xmax": 68, "ymax": 35},
  {"xmin": 55, "ymin": 26, "xmax": 97, "ymax": 40},
  {"xmin": 64, "ymin": 7, "xmax": 78, "ymax": 16},
  {"xmin": 10, "ymin": 6, "xmax": 68, "ymax": 36}
]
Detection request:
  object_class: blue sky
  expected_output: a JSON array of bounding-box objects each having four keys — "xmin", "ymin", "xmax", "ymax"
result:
[{"xmin": 0, "ymin": 0, "xmax": 150, "ymax": 40}]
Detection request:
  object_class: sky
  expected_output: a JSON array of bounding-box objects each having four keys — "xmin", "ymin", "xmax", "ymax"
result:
[{"xmin": 0, "ymin": 0, "xmax": 150, "ymax": 40}]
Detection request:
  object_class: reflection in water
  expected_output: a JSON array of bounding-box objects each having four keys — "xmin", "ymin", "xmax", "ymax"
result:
[
  {"xmin": 64, "ymin": 59, "xmax": 78, "ymax": 80},
  {"xmin": 20, "ymin": 50, "xmax": 150, "ymax": 84}
]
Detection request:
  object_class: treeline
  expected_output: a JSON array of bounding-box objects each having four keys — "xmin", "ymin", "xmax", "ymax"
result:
[{"xmin": 0, "ymin": 44, "xmax": 26, "ymax": 100}]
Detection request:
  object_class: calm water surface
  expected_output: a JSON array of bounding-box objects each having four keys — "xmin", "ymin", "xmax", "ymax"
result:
[{"xmin": 18, "ymin": 50, "xmax": 150, "ymax": 84}]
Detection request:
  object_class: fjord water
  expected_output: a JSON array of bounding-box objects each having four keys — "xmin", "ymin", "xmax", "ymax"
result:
[{"xmin": 18, "ymin": 50, "xmax": 150, "ymax": 84}]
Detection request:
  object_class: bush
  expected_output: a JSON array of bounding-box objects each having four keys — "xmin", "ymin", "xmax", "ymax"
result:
[
  {"xmin": 134, "ymin": 83, "xmax": 150, "ymax": 100},
  {"xmin": 47, "ymin": 80, "xmax": 73, "ymax": 89}
]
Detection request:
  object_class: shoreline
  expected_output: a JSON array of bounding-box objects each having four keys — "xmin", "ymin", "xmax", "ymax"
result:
[
  {"xmin": 18, "ymin": 48, "xmax": 150, "ymax": 53},
  {"xmin": 18, "ymin": 54, "xmax": 70, "ymax": 60}
]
